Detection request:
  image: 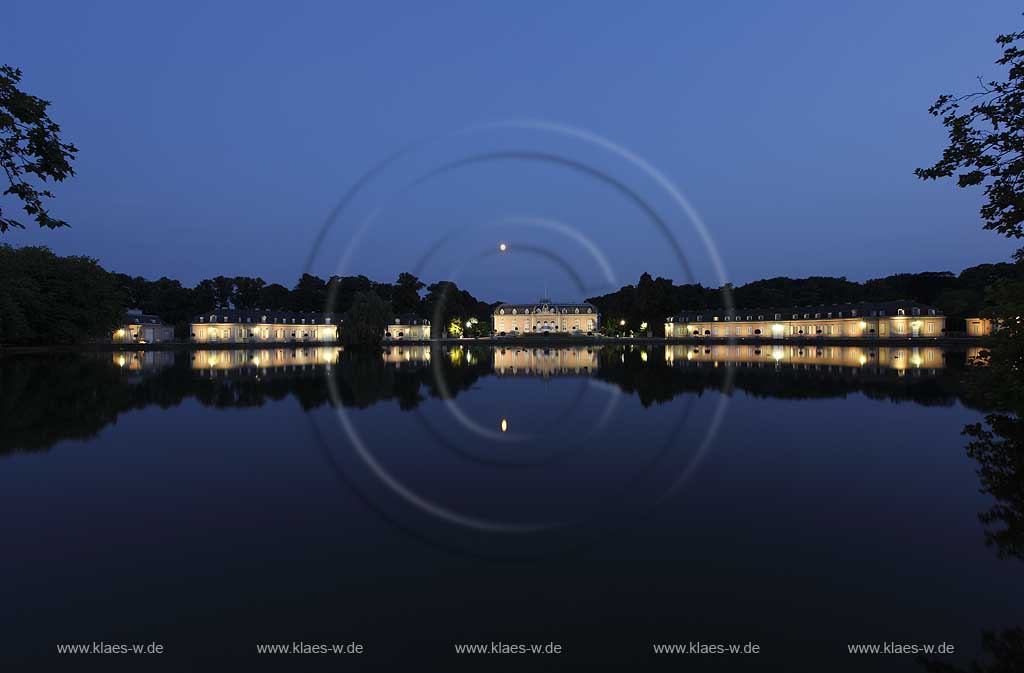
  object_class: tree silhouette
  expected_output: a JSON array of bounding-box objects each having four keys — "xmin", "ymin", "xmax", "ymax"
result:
[{"xmin": 0, "ymin": 65, "xmax": 78, "ymax": 232}]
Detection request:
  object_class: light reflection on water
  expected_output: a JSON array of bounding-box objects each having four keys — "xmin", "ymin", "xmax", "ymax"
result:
[{"xmin": 0, "ymin": 343, "xmax": 1019, "ymax": 671}]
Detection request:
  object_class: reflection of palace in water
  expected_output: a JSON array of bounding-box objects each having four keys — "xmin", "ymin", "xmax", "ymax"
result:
[
  {"xmin": 664, "ymin": 344, "xmax": 971, "ymax": 374},
  {"xmin": 189, "ymin": 347, "xmax": 343, "ymax": 375},
  {"xmin": 112, "ymin": 350, "xmax": 175, "ymax": 372},
  {"xmin": 381, "ymin": 345, "xmax": 432, "ymax": 367},
  {"xmin": 493, "ymin": 346, "xmax": 599, "ymax": 376}
]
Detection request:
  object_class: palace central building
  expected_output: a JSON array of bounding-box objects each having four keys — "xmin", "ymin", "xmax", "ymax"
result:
[
  {"xmin": 665, "ymin": 301, "xmax": 945, "ymax": 339},
  {"xmin": 190, "ymin": 310, "xmax": 342, "ymax": 343},
  {"xmin": 493, "ymin": 298, "xmax": 599, "ymax": 335}
]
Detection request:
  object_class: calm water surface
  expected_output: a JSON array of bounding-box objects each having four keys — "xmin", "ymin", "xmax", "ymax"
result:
[{"xmin": 1, "ymin": 344, "xmax": 1019, "ymax": 671}]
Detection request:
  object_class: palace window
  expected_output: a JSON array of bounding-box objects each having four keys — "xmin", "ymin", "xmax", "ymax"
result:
[
  {"xmin": 912, "ymin": 308, "xmax": 920, "ymax": 316},
  {"xmin": 928, "ymin": 309, "xmax": 936, "ymax": 316},
  {"xmin": 815, "ymin": 313, "xmax": 821, "ymax": 319},
  {"xmin": 898, "ymin": 308, "xmax": 905, "ymax": 316}
]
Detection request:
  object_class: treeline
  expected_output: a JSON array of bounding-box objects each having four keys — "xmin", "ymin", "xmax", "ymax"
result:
[
  {"xmin": 3, "ymin": 242, "xmax": 1020, "ymax": 345},
  {"xmin": 587, "ymin": 262, "xmax": 1024, "ymax": 333},
  {"xmin": 116, "ymin": 269, "xmax": 493, "ymax": 336},
  {"xmin": 0, "ymin": 244, "xmax": 493, "ymax": 345}
]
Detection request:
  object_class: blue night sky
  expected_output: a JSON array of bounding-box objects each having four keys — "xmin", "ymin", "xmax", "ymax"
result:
[{"xmin": 6, "ymin": 1, "xmax": 1020, "ymax": 302}]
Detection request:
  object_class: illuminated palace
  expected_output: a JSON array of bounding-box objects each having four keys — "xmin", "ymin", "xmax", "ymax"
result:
[
  {"xmin": 493, "ymin": 298, "xmax": 599, "ymax": 335},
  {"xmin": 112, "ymin": 309, "xmax": 175, "ymax": 344},
  {"xmin": 665, "ymin": 301, "xmax": 945, "ymax": 339},
  {"xmin": 190, "ymin": 310, "xmax": 342, "ymax": 343},
  {"xmin": 384, "ymin": 314, "xmax": 430, "ymax": 341}
]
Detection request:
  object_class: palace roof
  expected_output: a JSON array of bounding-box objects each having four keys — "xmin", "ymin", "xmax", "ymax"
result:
[
  {"xmin": 193, "ymin": 309, "xmax": 344, "ymax": 324},
  {"xmin": 668, "ymin": 300, "xmax": 941, "ymax": 322}
]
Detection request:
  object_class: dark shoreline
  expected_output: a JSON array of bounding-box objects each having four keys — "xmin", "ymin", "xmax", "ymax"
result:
[{"xmin": 0, "ymin": 335, "xmax": 990, "ymax": 355}]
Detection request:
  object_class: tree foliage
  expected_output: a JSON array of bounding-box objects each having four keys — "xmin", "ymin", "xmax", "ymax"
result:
[
  {"xmin": 341, "ymin": 291, "xmax": 390, "ymax": 347},
  {"xmin": 0, "ymin": 65, "xmax": 77, "ymax": 232},
  {"xmin": 0, "ymin": 244, "xmax": 123, "ymax": 344},
  {"xmin": 916, "ymin": 29, "xmax": 1024, "ymax": 239}
]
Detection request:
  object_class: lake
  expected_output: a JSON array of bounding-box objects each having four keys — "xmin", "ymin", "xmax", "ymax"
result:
[{"xmin": 1, "ymin": 343, "xmax": 1019, "ymax": 671}]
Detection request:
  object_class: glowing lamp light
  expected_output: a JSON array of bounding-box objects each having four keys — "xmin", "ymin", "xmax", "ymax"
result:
[
  {"xmin": 859, "ymin": 355, "xmax": 868, "ymax": 365},
  {"xmin": 858, "ymin": 321, "xmax": 868, "ymax": 330},
  {"xmin": 252, "ymin": 357, "xmax": 260, "ymax": 367},
  {"xmin": 619, "ymin": 319, "xmax": 626, "ymax": 326},
  {"xmin": 498, "ymin": 242, "xmax": 508, "ymax": 252},
  {"xmin": 640, "ymin": 350, "xmax": 648, "ymax": 362},
  {"xmin": 117, "ymin": 356, "xmax": 126, "ymax": 368},
  {"xmin": 500, "ymin": 418, "xmax": 508, "ymax": 433}
]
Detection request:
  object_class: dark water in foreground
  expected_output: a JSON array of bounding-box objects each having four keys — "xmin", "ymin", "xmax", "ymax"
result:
[{"xmin": 1, "ymin": 344, "xmax": 1020, "ymax": 671}]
